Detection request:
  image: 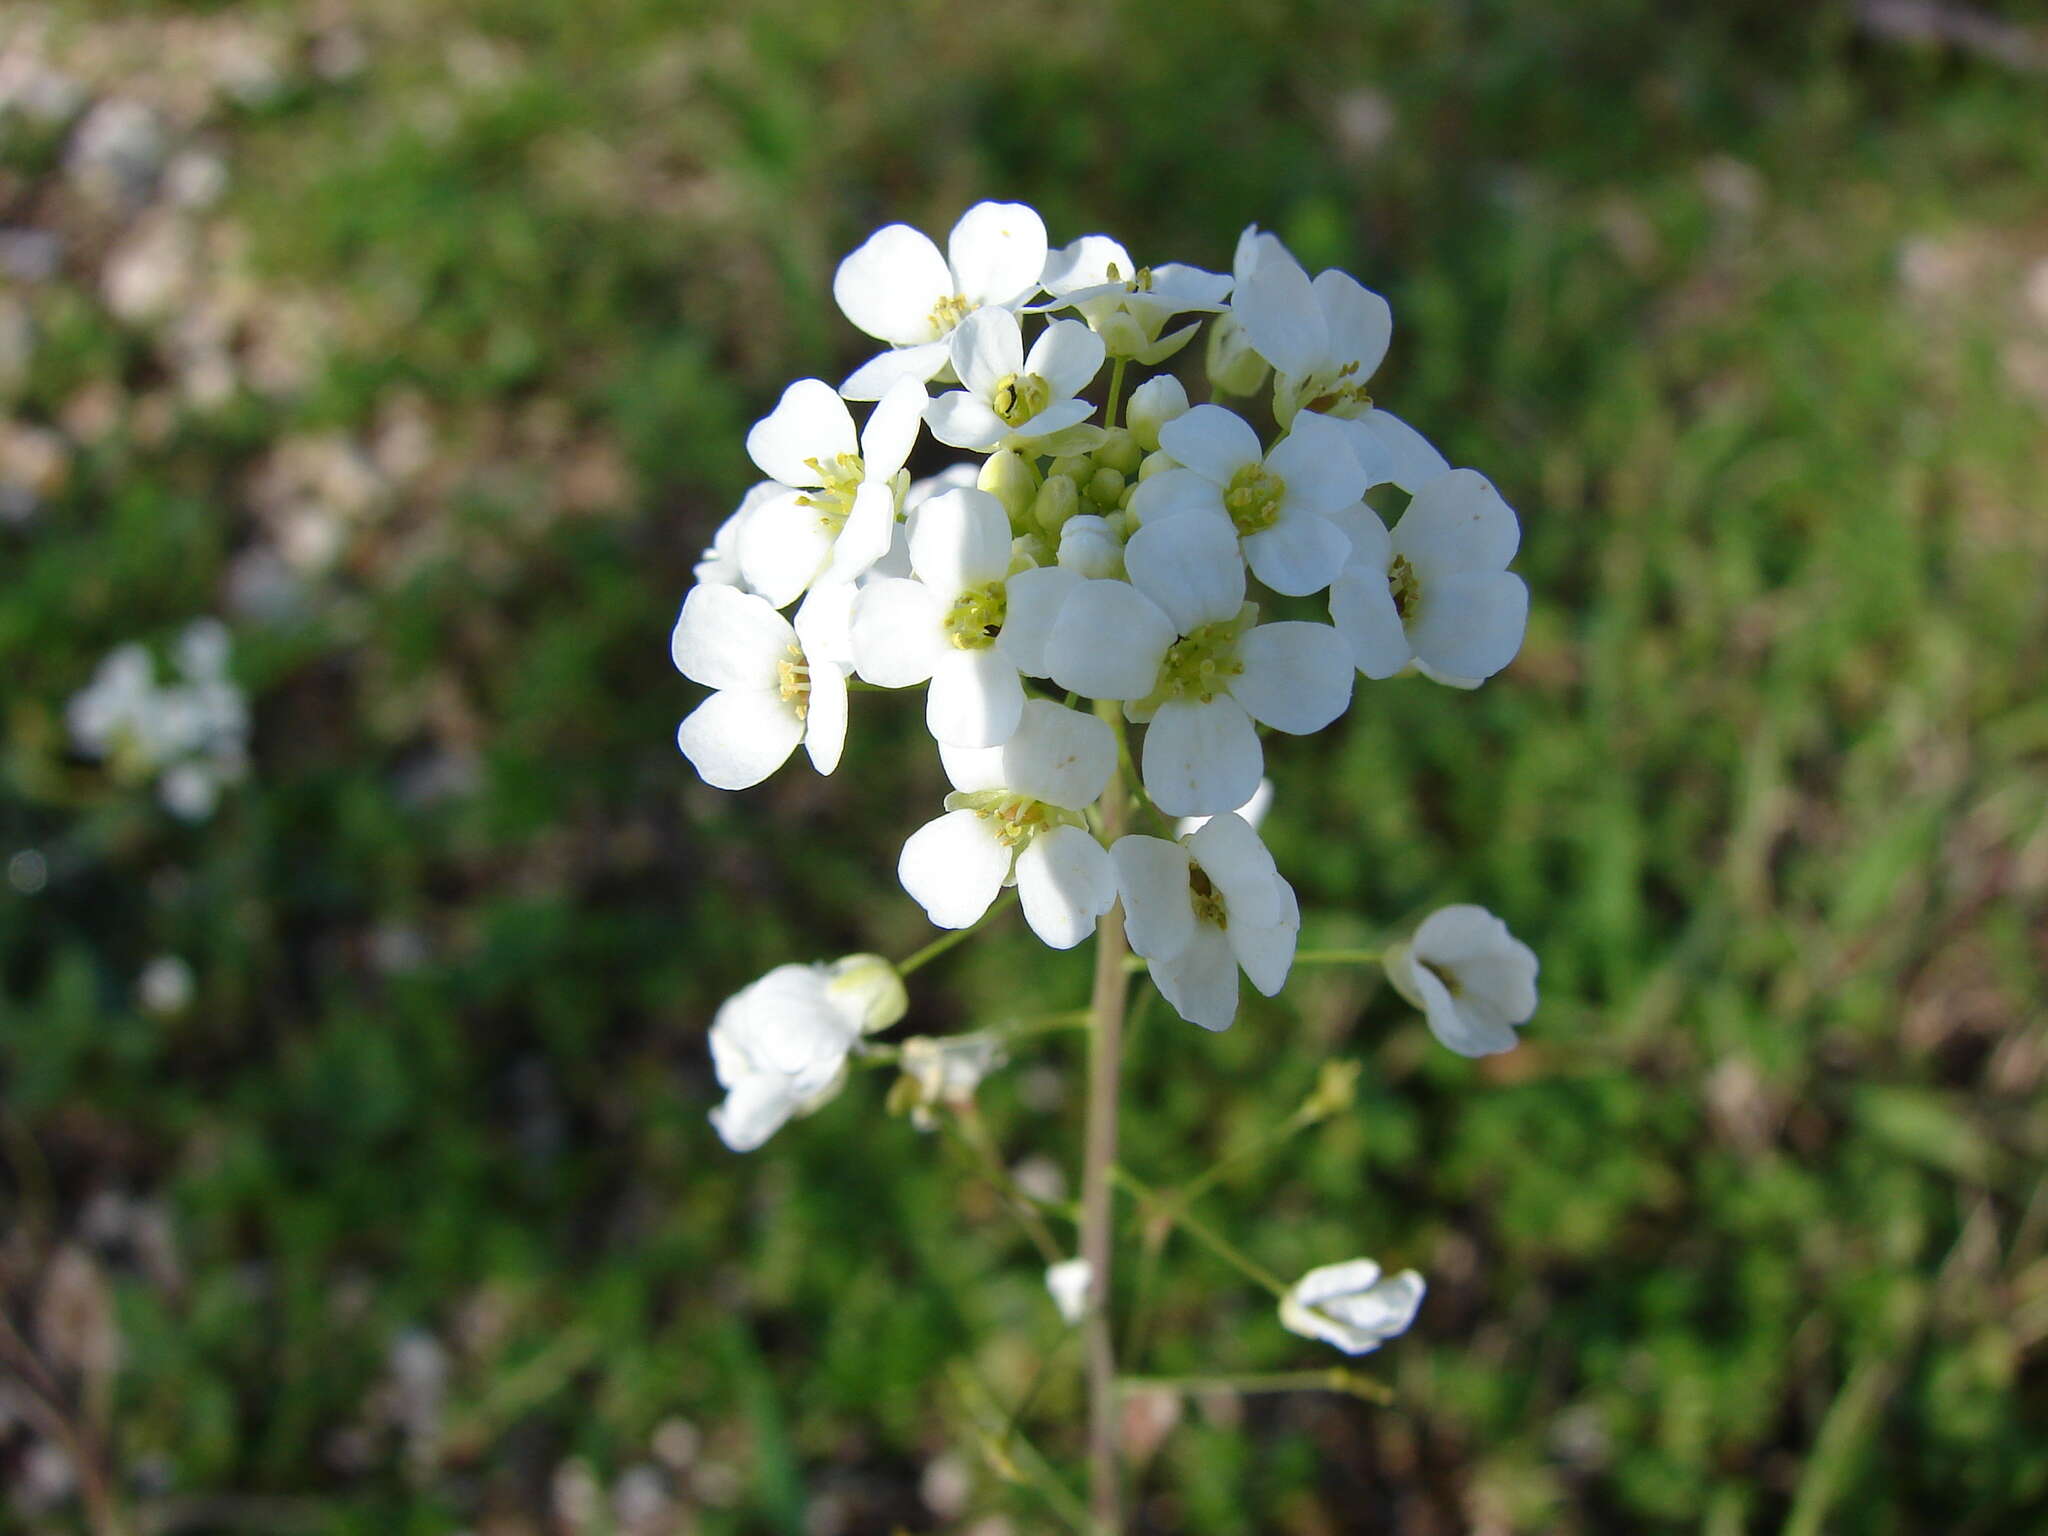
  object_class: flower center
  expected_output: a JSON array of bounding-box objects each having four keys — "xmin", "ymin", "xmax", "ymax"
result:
[
  {"xmin": 946, "ymin": 790, "xmax": 1082, "ymax": 851},
  {"xmin": 1420, "ymin": 957, "xmax": 1462, "ymax": 997},
  {"xmin": 1301, "ymin": 359, "xmax": 1373, "ymax": 418},
  {"xmin": 776, "ymin": 645, "xmax": 811, "ymax": 720},
  {"xmin": 944, "ymin": 581, "xmax": 1008, "ymax": 650},
  {"xmin": 990, "ymin": 372, "xmax": 1052, "ymax": 428},
  {"xmin": 795, "ymin": 452, "xmax": 866, "ymax": 527},
  {"xmin": 1155, "ymin": 608, "xmax": 1254, "ymax": 705},
  {"xmin": 928, "ymin": 293, "xmax": 973, "ymax": 335},
  {"xmin": 1103, "ymin": 260, "xmax": 1155, "ymax": 293},
  {"xmin": 1223, "ymin": 463, "xmax": 1287, "ymax": 534},
  {"xmin": 1188, "ymin": 863, "xmax": 1228, "ymax": 929},
  {"xmin": 1387, "ymin": 553, "xmax": 1421, "ymax": 620}
]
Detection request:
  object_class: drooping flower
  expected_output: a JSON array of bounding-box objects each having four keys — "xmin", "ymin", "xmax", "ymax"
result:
[
  {"xmin": 1043, "ymin": 517, "xmax": 1352, "ymax": 816},
  {"xmin": 894, "ymin": 1033, "xmax": 1006, "ymax": 1129},
  {"xmin": 1382, "ymin": 904, "xmax": 1538, "ymax": 1057},
  {"xmin": 850, "ymin": 487, "xmax": 1082, "ymax": 747},
  {"xmin": 736, "ymin": 376, "xmax": 926, "ymax": 605},
  {"xmin": 1327, "ymin": 469, "xmax": 1529, "ymax": 688},
  {"xmin": 1111, "ymin": 812, "xmax": 1299, "ymax": 1031},
  {"xmin": 1132, "ymin": 405, "xmax": 1365, "ymax": 595},
  {"xmin": 925, "ymin": 307, "xmax": 1104, "ymax": 454},
  {"xmin": 1033, "ymin": 235, "xmax": 1231, "ymax": 363},
  {"xmin": 708, "ymin": 955, "xmax": 906, "ymax": 1152},
  {"xmin": 898, "ymin": 699, "xmax": 1117, "ymax": 948},
  {"xmin": 672, "ymin": 584, "xmax": 848, "ymax": 790},
  {"xmin": 834, "ymin": 201, "xmax": 1050, "ymax": 400},
  {"xmin": 1279, "ymin": 1259, "xmax": 1425, "ymax": 1355}
]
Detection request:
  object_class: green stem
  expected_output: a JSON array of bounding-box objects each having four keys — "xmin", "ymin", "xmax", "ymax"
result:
[
  {"xmin": 946, "ymin": 1109, "xmax": 1067, "ymax": 1264},
  {"xmin": 1118, "ymin": 1369, "xmax": 1393, "ymax": 1405},
  {"xmin": 1104, "ymin": 356, "xmax": 1130, "ymax": 429},
  {"xmin": 1111, "ymin": 1167, "xmax": 1289, "ymax": 1299},
  {"xmin": 897, "ymin": 892, "xmax": 1018, "ymax": 976}
]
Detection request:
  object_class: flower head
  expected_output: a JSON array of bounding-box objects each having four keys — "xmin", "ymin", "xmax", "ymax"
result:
[
  {"xmin": 925, "ymin": 307, "xmax": 1104, "ymax": 454},
  {"xmin": 835, "ymin": 201, "xmax": 1050, "ymax": 400},
  {"xmin": 672, "ymin": 584, "xmax": 848, "ymax": 790},
  {"xmin": 1383, "ymin": 904, "xmax": 1538, "ymax": 1057},
  {"xmin": 1111, "ymin": 812, "xmax": 1299, "ymax": 1031},
  {"xmin": 1279, "ymin": 1259, "xmax": 1425, "ymax": 1355}
]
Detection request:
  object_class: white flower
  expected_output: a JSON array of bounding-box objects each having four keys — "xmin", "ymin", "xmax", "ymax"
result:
[
  {"xmin": 137, "ymin": 955, "xmax": 195, "ymax": 1017},
  {"xmin": 1111, "ymin": 813, "xmax": 1299, "ymax": 1031},
  {"xmin": 68, "ymin": 624, "xmax": 249, "ymax": 821},
  {"xmin": 1349, "ymin": 408, "xmax": 1449, "ymax": 494},
  {"xmin": 736, "ymin": 375, "xmax": 926, "ymax": 605},
  {"xmin": 897, "ymin": 1033, "xmax": 1005, "ymax": 1128},
  {"xmin": 1125, "ymin": 374, "xmax": 1191, "ymax": 453},
  {"xmin": 1131, "ymin": 405, "xmax": 1364, "ymax": 595},
  {"xmin": 1033, "ymin": 235, "xmax": 1231, "ymax": 363},
  {"xmin": 1175, "ymin": 777, "xmax": 1272, "ymax": 839},
  {"xmin": 899, "ymin": 699, "xmax": 1117, "ymax": 948},
  {"xmin": 1046, "ymin": 1257, "xmax": 1093, "ymax": 1325},
  {"xmin": 1328, "ymin": 469, "xmax": 1529, "ymax": 687},
  {"xmin": 1056, "ymin": 514, "xmax": 1124, "ymax": 579},
  {"xmin": 1236, "ymin": 257, "xmax": 1393, "ymax": 427},
  {"xmin": 851, "ymin": 487, "xmax": 1079, "ymax": 748},
  {"xmin": 1204, "ymin": 224, "xmax": 1294, "ymax": 396},
  {"xmin": 1383, "ymin": 904, "xmax": 1538, "ymax": 1057},
  {"xmin": 1043, "ymin": 518, "xmax": 1352, "ymax": 816},
  {"xmin": 695, "ymin": 483, "xmax": 782, "ymax": 590},
  {"xmin": 708, "ymin": 959, "xmax": 894, "ymax": 1152},
  {"xmin": 925, "ymin": 307, "xmax": 1104, "ymax": 454},
  {"xmin": 834, "ymin": 200, "xmax": 1050, "ymax": 400},
  {"xmin": 1279, "ymin": 1259, "xmax": 1425, "ymax": 1355},
  {"xmin": 671, "ymin": 584, "xmax": 848, "ymax": 790}
]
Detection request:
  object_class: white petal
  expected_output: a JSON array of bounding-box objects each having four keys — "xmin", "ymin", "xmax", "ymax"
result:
[
  {"xmin": 1186, "ymin": 812, "xmax": 1282, "ymax": 930},
  {"xmin": 1157, "ymin": 404, "xmax": 1263, "ymax": 486},
  {"xmin": 1141, "ymin": 698, "xmax": 1262, "ymax": 818},
  {"xmin": 839, "ymin": 341, "xmax": 953, "ymax": 402},
  {"xmin": 1002, "ymin": 699, "xmax": 1115, "ymax": 809},
  {"xmin": 1323, "ymin": 1269, "xmax": 1425, "ymax": 1339},
  {"xmin": 850, "ymin": 578, "xmax": 945, "ymax": 687},
  {"xmin": 677, "ymin": 688, "xmax": 804, "ymax": 790},
  {"xmin": 997, "ymin": 564, "xmax": 1080, "ymax": 678},
  {"xmin": 1392, "ymin": 468, "xmax": 1521, "ymax": 575},
  {"xmin": 950, "ymin": 306, "xmax": 1024, "ymax": 398},
  {"xmin": 1044, "ymin": 581, "xmax": 1175, "ymax": 700},
  {"xmin": 1123, "ymin": 514, "xmax": 1245, "ymax": 634},
  {"xmin": 792, "ymin": 582, "xmax": 856, "ymax": 670},
  {"xmin": 1355, "ymin": 409, "xmax": 1448, "ymax": 492},
  {"xmin": 736, "ymin": 491, "xmax": 835, "ymax": 607},
  {"xmin": 1006, "ymin": 398, "xmax": 1096, "ymax": 443},
  {"xmin": 1230, "ymin": 876, "xmax": 1298, "ymax": 996},
  {"xmin": 1109, "ymin": 835, "xmax": 1195, "ymax": 962},
  {"xmin": 746, "ymin": 379, "xmax": 856, "ymax": 487},
  {"xmin": 1294, "ymin": 1258, "xmax": 1382, "ymax": 1309},
  {"xmin": 1125, "ymin": 467, "xmax": 1219, "ymax": 528},
  {"xmin": 1237, "ymin": 259, "xmax": 1325, "ymax": 378},
  {"xmin": 909, "ymin": 487, "xmax": 1012, "ymax": 594},
  {"xmin": 711, "ymin": 1075, "xmax": 801, "ymax": 1152},
  {"xmin": 948, "ymin": 201, "xmax": 1049, "ymax": 308},
  {"xmin": 821, "ymin": 480, "xmax": 898, "ymax": 584},
  {"xmin": 1264, "ymin": 409, "xmax": 1368, "ymax": 515},
  {"xmin": 1328, "ymin": 564, "xmax": 1412, "ymax": 679},
  {"xmin": 1413, "ymin": 905, "xmax": 1539, "ymax": 1022},
  {"xmin": 937, "ymin": 738, "xmax": 1008, "ymax": 794},
  {"xmin": 1152, "ymin": 925, "xmax": 1241, "ymax": 1031},
  {"xmin": 1409, "ymin": 961, "xmax": 1520, "ymax": 1058},
  {"xmin": 801, "ymin": 663, "xmax": 847, "ymax": 776},
  {"xmin": 924, "ymin": 391, "xmax": 1009, "ymax": 451},
  {"xmin": 928, "ymin": 647, "xmax": 1025, "ymax": 748},
  {"xmin": 1025, "ymin": 319, "xmax": 1106, "ymax": 401},
  {"xmin": 1312, "ymin": 268, "xmax": 1392, "ymax": 378},
  {"xmin": 1016, "ymin": 825, "xmax": 1116, "ymax": 949},
  {"xmin": 858, "ymin": 375, "xmax": 927, "ymax": 478},
  {"xmin": 1406, "ymin": 571, "xmax": 1529, "ymax": 683},
  {"xmin": 670, "ymin": 585, "xmax": 792, "ymax": 690},
  {"xmin": 1243, "ymin": 512, "xmax": 1352, "ymax": 596},
  {"xmin": 899, "ymin": 809, "xmax": 1012, "ymax": 929},
  {"xmin": 1232, "ymin": 621, "xmax": 1353, "ymax": 733},
  {"xmin": 1325, "ymin": 502, "xmax": 1392, "ymax": 569},
  {"xmin": 1040, "ymin": 234, "xmax": 1130, "ymax": 296},
  {"xmin": 833, "ymin": 224, "xmax": 952, "ymax": 346}
]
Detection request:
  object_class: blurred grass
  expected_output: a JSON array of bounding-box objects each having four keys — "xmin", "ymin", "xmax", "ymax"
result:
[{"xmin": 3, "ymin": 0, "xmax": 2046, "ymax": 1531}]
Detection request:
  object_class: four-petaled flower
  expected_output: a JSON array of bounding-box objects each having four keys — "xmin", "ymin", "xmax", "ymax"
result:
[
  {"xmin": 1382, "ymin": 903, "xmax": 1539, "ymax": 1056},
  {"xmin": 1279, "ymin": 1259, "xmax": 1426, "ymax": 1356},
  {"xmin": 1033, "ymin": 235, "xmax": 1231, "ymax": 364},
  {"xmin": 925, "ymin": 307, "xmax": 1105, "ymax": 454},
  {"xmin": 672, "ymin": 584, "xmax": 848, "ymax": 790}
]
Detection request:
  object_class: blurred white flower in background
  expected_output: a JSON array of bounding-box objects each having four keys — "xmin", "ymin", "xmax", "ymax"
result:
[
  {"xmin": 67, "ymin": 618, "xmax": 249, "ymax": 821},
  {"xmin": 1279, "ymin": 1258, "xmax": 1425, "ymax": 1355}
]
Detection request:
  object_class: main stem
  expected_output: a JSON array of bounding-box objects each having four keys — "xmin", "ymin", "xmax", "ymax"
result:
[{"xmin": 1081, "ymin": 727, "xmax": 1129, "ymax": 1533}]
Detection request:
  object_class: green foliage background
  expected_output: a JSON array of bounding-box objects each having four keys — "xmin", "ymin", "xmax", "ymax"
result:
[{"xmin": 3, "ymin": 1, "xmax": 2045, "ymax": 1530}]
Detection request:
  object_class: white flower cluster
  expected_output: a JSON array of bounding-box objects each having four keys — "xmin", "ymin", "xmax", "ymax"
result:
[
  {"xmin": 673, "ymin": 203, "xmax": 1532, "ymax": 1043},
  {"xmin": 67, "ymin": 618, "xmax": 249, "ymax": 820}
]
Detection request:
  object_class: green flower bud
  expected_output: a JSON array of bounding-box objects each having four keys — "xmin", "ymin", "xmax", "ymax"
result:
[
  {"xmin": 1032, "ymin": 473, "xmax": 1081, "ymax": 538},
  {"xmin": 1206, "ymin": 312, "xmax": 1270, "ymax": 397},
  {"xmin": 1084, "ymin": 466, "xmax": 1126, "ymax": 510},
  {"xmin": 824, "ymin": 953, "xmax": 907, "ymax": 1035},
  {"xmin": 1093, "ymin": 426, "xmax": 1144, "ymax": 475},
  {"xmin": 1137, "ymin": 449, "xmax": 1177, "ymax": 482},
  {"xmin": 977, "ymin": 450, "xmax": 1037, "ymax": 526},
  {"xmin": 1125, "ymin": 375, "xmax": 1190, "ymax": 452},
  {"xmin": 1047, "ymin": 453, "xmax": 1094, "ymax": 485}
]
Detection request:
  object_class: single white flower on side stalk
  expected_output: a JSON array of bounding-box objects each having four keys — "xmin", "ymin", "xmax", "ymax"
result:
[
  {"xmin": 834, "ymin": 200, "xmax": 1050, "ymax": 400},
  {"xmin": 1205, "ymin": 223, "xmax": 1294, "ymax": 397},
  {"xmin": 1132, "ymin": 405, "xmax": 1368, "ymax": 595},
  {"xmin": 1046, "ymin": 1257, "xmax": 1093, "ymax": 1325},
  {"xmin": 708, "ymin": 955, "xmax": 906, "ymax": 1152},
  {"xmin": 1111, "ymin": 812, "xmax": 1299, "ymax": 1031},
  {"xmin": 1032, "ymin": 235, "xmax": 1232, "ymax": 364},
  {"xmin": 1044, "ymin": 517, "xmax": 1352, "ymax": 817},
  {"xmin": 851, "ymin": 488, "xmax": 1080, "ymax": 747},
  {"xmin": 895, "ymin": 1033, "xmax": 1006, "ymax": 1129},
  {"xmin": 898, "ymin": 699, "xmax": 1118, "ymax": 949},
  {"xmin": 1328, "ymin": 469, "xmax": 1529, "ymax": 688},
  {"xmin": 1237, "ymin": 258, "xmax": 1391, "ymax": 427},
  {"xmin": 672, "ymin": 584, "xmax": 847, "ymax": 790},
  {"xmin": 925, "ymin": 307, "xmax": 1105, "ymax": 454},
  {"xmin": 736, "ymin": 375, "xmax": 926, "ymax": 606},
  {"xmin": 1279, "ymin": 1259, "xmax": 1425, "ymax": 1355},
  {"xmin": 1382, "ymin": 904, "xmax": 1538, "ymax": 1057}
]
